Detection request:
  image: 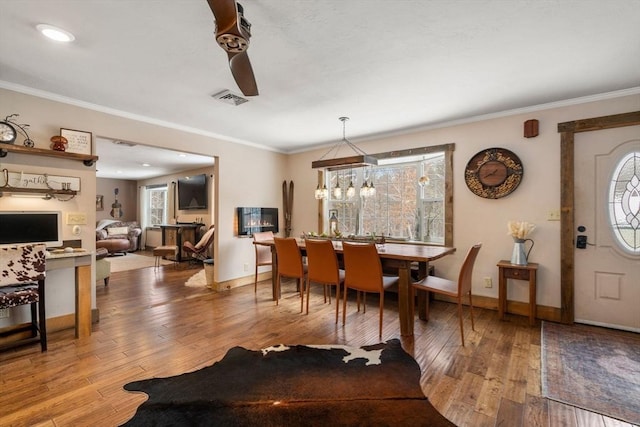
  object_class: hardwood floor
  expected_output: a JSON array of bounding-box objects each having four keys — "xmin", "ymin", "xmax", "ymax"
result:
[{"xmin": 0, "ymin": 264, "xmax": 634, "ymax": 426}]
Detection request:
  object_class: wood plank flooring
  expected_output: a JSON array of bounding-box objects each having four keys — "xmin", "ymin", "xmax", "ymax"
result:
[{"xmin": 0, "ymin": 263, "xmax": 634, "ymax": 426}]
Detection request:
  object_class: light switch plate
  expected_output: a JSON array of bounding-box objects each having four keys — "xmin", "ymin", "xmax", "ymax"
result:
[
  {"xmin": 66, "ymin": 212, "xmax": 87, "ymax": 225},
  {"xmin": 547, "ymin": 209, "xmax": 561, "ymax": 221}
]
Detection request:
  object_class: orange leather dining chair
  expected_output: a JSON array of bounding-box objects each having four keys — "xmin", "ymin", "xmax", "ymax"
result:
[
  {"xmin": 253, "ymin": 231, "xmax": 274, "ymax": 292},
  {"xmin": 304, "ymin": 239, "xmax": 345, "ymax": 321},
  {"xmin": 273, "ymin": 237, "xmax": 306, "ymax": 310},
  {"xmin": 342, "ymin": 242, "xmax": 399, "ymax": 338},
  {"xmin": 412, "ymin": 243, "xmax": 482, "ymax": 346}
]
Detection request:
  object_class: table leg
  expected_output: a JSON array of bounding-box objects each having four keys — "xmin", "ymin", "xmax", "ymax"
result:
[
  {"xmin": 75, "ymin": 264, "xmax": 92, "ymax": 338},
  {"xmin": 498, "ymin": 267, "xmax": 506, "ymax": 320},
  {"xmin": 270, "ymin": 246, "xmax": 278, "ymax": 301},
  {"xmin": 529, "ymin": 269, "xmax": 537, "ymax": 326},
  {"xmin": 417, "ymin": 261, "xmax": 429, "ymax": 321},
  {"xmin": 397, "ymin": 260, "xmax": 413, "ymax": 337}
]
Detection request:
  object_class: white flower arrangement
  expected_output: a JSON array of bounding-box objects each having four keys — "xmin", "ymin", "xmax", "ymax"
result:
[{"xmin": 507, "ymin": 221, "xmax": 536, "ymax": 240}]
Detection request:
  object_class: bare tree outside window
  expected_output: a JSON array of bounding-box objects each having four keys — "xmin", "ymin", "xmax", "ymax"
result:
[
  {"xmin": 326, "ymin": 149, "xmax": 448, "ymax": 244},
  {"xmin": 148, "ymin": 187, "xmax": 168, "ymax": 226}
]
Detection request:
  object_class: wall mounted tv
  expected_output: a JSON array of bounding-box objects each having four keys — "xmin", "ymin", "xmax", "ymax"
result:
[
  {"xmin": 0, "ymin": 211, "xmax": 63, "ymax": 248},
  {"xmin": 177, "ymin": 174, "xmax": 208, "ymax": 210}
]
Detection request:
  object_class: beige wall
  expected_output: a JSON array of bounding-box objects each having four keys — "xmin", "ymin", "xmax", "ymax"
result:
[
  {"xmin": 0, "ymin": 87, "xmax": 287, "ymax": 286},
  {"xmin": 2, "ymin": 87, "xmax": 639, "ymax": 312},
  {"xmin": 137, "ymin": 165, "xmax": 215, "ymax": 253},
  {"xmin": 96, "ymin": 178, "xmax": 137, "ymax": 223},
  {"xmin": 287, "ymin": 92, "xmax": 640, "ymax": 309}
]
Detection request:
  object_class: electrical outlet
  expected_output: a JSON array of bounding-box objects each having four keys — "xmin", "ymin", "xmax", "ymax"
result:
[
  {"xmin": 0, "ymin": 308, "xmax": 9, "ymax": 319},
  {"xmin": 243, "ymin": 263, "xmax": 249, "ymax": 272},
  {"xmin": 547, "ymin": 209, "xmax": 561, "ymax": 221},
  {"xmin": 483, "ymin": 277, "xmax": 492, "ymax": 288}
]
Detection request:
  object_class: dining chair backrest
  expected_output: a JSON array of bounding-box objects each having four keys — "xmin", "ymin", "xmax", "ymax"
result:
[
  {"xmin": 253, "ymin": 231, "xmax": 274, "ymax": 266},
  {"xmin": 458, "ymin": 243, "xmax": 482, "ymax": 296},
  {"xmin": 304, "ymin": 239, "xmax": 340, "ymax": 285},
  {"xmin": 342, "ymin": 242, "xmax": 383, "ymax": 293},
  {"xmin": 274, "ymin": 237, "xmax": 304, "ymax": 279}
]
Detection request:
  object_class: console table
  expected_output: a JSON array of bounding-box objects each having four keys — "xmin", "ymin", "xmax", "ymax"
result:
[
  {"xmin": 497, "ymin": 260, "xmax": 539, "ymax": 326},
  {"xmin": 46, "ymin": 251, "xmax": 92, "ymax": 338},
  {"xmin": 160, "ymin": 224, "xmax": 203, "ymax": 262}
]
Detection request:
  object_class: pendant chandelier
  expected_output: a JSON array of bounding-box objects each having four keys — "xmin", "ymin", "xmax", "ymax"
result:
[
  {"xmin": 312, "ymin": 117, "xmax": 378, "ymax": 171},
  {"xmin": 313, "ymin": 117, "xmax": 377, "ymax": 200}
]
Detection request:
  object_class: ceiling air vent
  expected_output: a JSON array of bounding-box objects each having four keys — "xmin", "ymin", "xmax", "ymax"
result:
[
  {"xmin": 212, "ymin": 90, "xmax": 249, "ymax": 106},
  {"xmin": 112, "ymin": 140, "xmax": 137, "ymax": 147}
]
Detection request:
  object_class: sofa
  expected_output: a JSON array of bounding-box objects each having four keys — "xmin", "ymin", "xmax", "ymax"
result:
[{"xmin": 96, "ymin": 221, "xmax": 142, "ymax": 254}]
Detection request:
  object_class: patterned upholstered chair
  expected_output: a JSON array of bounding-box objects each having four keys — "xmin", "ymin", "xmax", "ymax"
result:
[{"xmin": 0, "ymin": 244, "xmax": 47, "ymax": 352}]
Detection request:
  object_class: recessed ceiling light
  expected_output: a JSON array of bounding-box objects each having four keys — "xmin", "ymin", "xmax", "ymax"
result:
[
  {"xmin": 142, "ymin": 163, "xmax": 151, "ymax": 167},
  {"xmin": 36, "ymin": 24, "xmax": 75, "ymax": 42}
]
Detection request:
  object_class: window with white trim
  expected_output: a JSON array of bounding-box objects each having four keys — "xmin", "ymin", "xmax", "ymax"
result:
[{"xmin": 146, "ymin": 185, "xmax": 168, "ymax": 226}]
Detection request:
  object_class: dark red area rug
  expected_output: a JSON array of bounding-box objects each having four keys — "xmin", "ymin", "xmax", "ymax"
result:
[
  {"xmin": 542, "ymin": 321, "xmax": 640, "ymax": 424},
  {"xmin": 122, "ymin": 339, "xmax": 454, "ymax": 426}
]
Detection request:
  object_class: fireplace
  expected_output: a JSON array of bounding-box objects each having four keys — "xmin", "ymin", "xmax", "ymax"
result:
[{"xmin": 236, "ymin": 207, "xmax": 279, "ymax": 236}]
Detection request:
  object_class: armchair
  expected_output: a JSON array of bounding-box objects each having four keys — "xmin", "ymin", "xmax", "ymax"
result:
[{"xmin": 183, "ymin": 226, "xmax": 215, "ymax": 262}]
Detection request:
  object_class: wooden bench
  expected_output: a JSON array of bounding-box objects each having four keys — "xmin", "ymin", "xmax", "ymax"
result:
[{"xmin": 152, "ymin": 245, "xmax": 177, "ymax": 268}]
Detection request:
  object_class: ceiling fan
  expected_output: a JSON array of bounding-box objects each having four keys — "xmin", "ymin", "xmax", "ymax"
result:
[{"xmin": 206, "ymin": 0, "xmax": 258, "ymax": 96}]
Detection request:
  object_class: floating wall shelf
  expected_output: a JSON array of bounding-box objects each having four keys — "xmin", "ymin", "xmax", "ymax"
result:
[
  {"xmin": 0, "ymin": 144, "xmax": 99, "ymax": 166},
  {"xmin": 0, "ymin": 185, "xmax": 77, "ymax": 199}
]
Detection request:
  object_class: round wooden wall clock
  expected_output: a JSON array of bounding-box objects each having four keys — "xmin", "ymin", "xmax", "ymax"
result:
[{"xmin": 465, "ymin": 147, "xmax": 523, "ymax": 199}]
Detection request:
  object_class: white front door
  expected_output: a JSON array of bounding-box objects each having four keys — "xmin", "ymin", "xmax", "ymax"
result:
[{"xmin": 574, "ymin": 125, "xmax": 640, "ymax": 332}]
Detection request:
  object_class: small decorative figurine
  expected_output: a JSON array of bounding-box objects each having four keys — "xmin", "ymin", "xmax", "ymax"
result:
[
  {"xmin": 50, "ymin": 135, "xmax": 68, "ymax": 151},
  {"xmin": 2, "ymin": 114, "xmax": 35, "ymax": 147}
]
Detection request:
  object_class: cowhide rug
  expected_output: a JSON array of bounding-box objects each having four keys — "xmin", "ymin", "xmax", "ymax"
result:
[{"xmin": 122, "ymin": 339, "xmax": 454, "ymax": 426}]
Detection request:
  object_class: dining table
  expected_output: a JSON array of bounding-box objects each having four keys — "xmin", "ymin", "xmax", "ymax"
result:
[{"xmin": 253, "ymin": 238, "xmax": 456, "ymax": 337}]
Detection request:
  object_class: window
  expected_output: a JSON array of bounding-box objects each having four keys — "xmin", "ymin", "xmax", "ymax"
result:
[
  {"xmin": 324, "ymin": 144, "xmax": 453, "ymax": 246},
  {"xmin": 146, "ymin": 185, "xmax": 168, "ymax": 226},
  {"xmin": 608, "ymin": 151, "xmax": 640, "ymax": 254}
]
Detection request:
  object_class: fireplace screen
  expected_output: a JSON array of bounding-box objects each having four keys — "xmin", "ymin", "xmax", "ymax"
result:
[{"xmin": 237, "ymin": 207, "xmax": 279, "ymax": 236}]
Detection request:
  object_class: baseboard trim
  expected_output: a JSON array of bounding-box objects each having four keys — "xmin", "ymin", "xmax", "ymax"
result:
[
  {"xmin": 216, "ymin": 272, "xmax": 272, "ymax": 291},
  {"xmin": 432, "ymin": 294, "xmax": 562, "ymax": 323}
]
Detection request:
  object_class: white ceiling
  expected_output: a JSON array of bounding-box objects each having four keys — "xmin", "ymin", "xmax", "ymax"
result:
[
  {"xmin": 94, "ymin": 137, "xmax": 214, "ymax": 180},
  {"xmin": 1, "ymin": 0, "xmax": 639, "ymax": 178}
]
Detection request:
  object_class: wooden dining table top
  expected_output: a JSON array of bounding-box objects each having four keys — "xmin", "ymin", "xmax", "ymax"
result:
[{"xmin": 254, "ymin": 238, "xmax": 456, "ymax": 262}]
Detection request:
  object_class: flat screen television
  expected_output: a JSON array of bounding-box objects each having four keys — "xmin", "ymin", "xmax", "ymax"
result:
[
  {"xmin": 177, "ymin": 174, "xmax": 208, "ymax": 210},
  {"xmin": 0, "ymin": 211, "xmax": 63, "ymax": 248}
]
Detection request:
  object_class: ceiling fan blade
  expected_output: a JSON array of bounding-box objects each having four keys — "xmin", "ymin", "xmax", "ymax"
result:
[
  {"xmin": 207, "ymin": 0, "xmax": 259, "ymax": 96},
  {"xmin": 206, "ymin": 0, "xmax": 238, "ymax": 35},
  {"xmin": 228, "ymin": 51, "xmax": 258, "ymax": 96}
]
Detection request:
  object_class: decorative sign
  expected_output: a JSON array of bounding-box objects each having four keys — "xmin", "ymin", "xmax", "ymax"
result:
[
  {"xmin": 60, "ymin": 128, "xmax": 92, "ymax": 155},
  {"xmin": 96, "ymin": 195, "xmax": 104, "ymax": 211},
  {"xmin": 0, "ymin": 169, "xmax": 81, "ymax": 191}
]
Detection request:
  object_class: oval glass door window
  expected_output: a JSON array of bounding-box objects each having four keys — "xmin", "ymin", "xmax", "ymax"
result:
[{"xmin": 608, "ymin": 151, "xmax": 640, "ymax": 254}]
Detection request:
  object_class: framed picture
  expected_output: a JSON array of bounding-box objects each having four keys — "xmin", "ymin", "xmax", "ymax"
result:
[
  {"xmin": 61, "ymin": 128, "xmax": 92, "ymax": 155},
  {"xmin": 96, "ymin": 195, "xmax": 104, "ymax": 211}
]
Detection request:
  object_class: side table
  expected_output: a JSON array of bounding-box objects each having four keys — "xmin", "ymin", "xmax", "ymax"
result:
[{"xmin": 497, "ymin": 260, "xmax": 539, "ymax": 326}]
